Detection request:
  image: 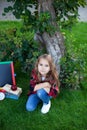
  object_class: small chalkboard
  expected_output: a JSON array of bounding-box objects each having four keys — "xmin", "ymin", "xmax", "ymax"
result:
[{"xmin": 0, "ymin": 61, "xmax": 16, "ymax": 87}]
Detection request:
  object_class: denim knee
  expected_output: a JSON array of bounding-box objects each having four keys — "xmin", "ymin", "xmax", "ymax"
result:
[
  {"xmin": 37, "ymin": 89, "xmax": 45, "ymax": 98},
  {"xmin": 26, "ymin": 103, "xmax": 35, "ymax": 111}
]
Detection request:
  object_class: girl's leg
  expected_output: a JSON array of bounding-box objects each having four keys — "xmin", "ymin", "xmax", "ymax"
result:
[
  {"xmin": 37, "ymin": 88, "xmax": 50, "ymax": 104},
  {"xmin": 26, "ymin": 93, "xmax": 41, "ymax": 111},
  {"xmin": 37, "ymin": 89, "xmax": 51, "ymax": 114}
]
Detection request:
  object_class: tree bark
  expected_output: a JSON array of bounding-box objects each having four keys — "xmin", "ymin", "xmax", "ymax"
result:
[{"xmin": 36, "ymin": 0, "xmax": 65, "ymax": 74}]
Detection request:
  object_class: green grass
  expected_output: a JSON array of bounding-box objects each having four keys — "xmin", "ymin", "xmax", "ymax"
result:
[
  {"xmin": 0, "ymin": 21, "xmax": 87, "ymax": 130},
  {"xmin": 0, "ymin": 21, "xmax": 22, "ymax": 30}
]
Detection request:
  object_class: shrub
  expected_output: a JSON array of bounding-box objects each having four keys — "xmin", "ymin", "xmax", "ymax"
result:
[
  {"xmin": 59, "ymin": 31, "xmax": 86, "ymax": 89},
  {"xmin": 0, "ymin": 26, "xmax": 43, "ymax": 73}
]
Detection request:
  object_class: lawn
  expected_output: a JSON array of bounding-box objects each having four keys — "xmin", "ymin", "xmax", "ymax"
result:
[{"xmin": 0, "ymin": 21, "xmax": 87, "ymax": 130}]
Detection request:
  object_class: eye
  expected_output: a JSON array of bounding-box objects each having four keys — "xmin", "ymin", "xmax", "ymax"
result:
[
  {"xmin": 39, "ymin": 64, "xmax": 43, "ymax": 66},
  {"xmin": 45, "ymin": 65, "xmax": 49, "ymax": 67}
]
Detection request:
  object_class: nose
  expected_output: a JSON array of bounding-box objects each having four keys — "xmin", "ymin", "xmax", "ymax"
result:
[{"xmin": 41, "ymin": 66, "xmax": 45, "ymax": 70}]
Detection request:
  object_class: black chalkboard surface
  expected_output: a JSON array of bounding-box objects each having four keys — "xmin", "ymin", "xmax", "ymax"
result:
[{"xmin": 0, "ymin": 61, "xmax": 16, "ymax": 87}]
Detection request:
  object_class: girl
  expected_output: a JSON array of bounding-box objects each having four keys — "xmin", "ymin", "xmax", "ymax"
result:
[{"xmin": 26, "ymin": 54, "xmax": 60, "ymax": 114}]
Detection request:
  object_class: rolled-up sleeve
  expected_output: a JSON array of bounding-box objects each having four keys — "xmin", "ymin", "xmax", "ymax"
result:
[
  {"xmin": 29, "ymin": 69, "xmax": 38, "ymax": 92},
  {"xmin": 48, "ymin": 81, "xmax": 59, "ymax": 98}
]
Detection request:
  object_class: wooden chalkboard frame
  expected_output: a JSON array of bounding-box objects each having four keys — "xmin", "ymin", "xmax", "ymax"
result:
[{"xmin": 0, "ymin": 61, "xmax": 16, "ymax": 87}]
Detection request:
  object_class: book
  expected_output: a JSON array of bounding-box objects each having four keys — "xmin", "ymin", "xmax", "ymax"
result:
[
  {"xmin": 3, "ymin": 84, "xmax": 22, "ymax": 100},
  {"xmin": 5, "ymin": 92, "xmax": 21, "ymax": 100}
]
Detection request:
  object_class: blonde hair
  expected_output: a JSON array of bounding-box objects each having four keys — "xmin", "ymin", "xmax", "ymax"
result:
[{"xmin": 35, "ymin": 54, "xmax": 60, "ymax": 86}]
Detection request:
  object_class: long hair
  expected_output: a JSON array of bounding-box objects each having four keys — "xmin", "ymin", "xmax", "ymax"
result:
[{"xmin": 35, "ymin": 54, "xmax": 60, "ymax": 86}]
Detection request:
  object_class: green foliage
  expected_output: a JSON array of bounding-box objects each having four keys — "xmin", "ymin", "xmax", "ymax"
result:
[
  {"xmin": 60, "ymin": 52, "xmax": 85, "ymax": 89},
  {"xmin": 53, "ymin": 0, "xmax": 86, "ymax": 22},
  {"xmin": 35, "ymin": 12, "xmax": 56, "ymax": 34},
  {"xmin": 0, "ymin": 21, "xmax": 43, "ymax": 73},
  {"xmin": 59, "ymin": 23, "xmax": 87, "ymax": 89},
  {"xmin": 3, "ymin": 0, "xmax": 87, "ymax": 31},
  {"xmin": 3, "ymin": 1, "xmax": 56, "ymax": 34},
  {"xmin": 59, "ymin": 18, "xmax": 78, "ymax": 30},
  {"xmin": 3, "ymin": 0, "xmax": 37, "ymax": 24}
]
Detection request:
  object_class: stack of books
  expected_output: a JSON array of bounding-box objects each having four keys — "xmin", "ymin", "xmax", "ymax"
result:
[{"xmin": 3, "ymin": 84, "xmax": 22, "ymax": 100}]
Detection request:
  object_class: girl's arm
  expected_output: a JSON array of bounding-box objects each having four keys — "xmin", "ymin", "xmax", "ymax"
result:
[
  {"xmin": 34, "ymin": 82, "xmax": 51, "ymax": 91},
  {"xmin": 29, "ymin": 69, "xmax": 38, "ymax": 92},
  {"xmin": 48, "ymin": 80, "xmax": 59, "ymax": 98}
]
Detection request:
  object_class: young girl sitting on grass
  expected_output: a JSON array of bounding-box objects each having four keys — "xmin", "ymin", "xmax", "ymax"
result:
[{"xmin": 26, "ymin": 54, "xmax": 60, "ymax": 114}]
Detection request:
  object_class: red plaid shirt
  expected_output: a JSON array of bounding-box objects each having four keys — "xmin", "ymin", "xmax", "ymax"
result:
[{"xmin": 28, "ymin": 69, "xmax": 59, "ymax": 98}]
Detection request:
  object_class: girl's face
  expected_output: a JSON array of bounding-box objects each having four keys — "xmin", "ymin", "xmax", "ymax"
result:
[{"xmin": 38, "ymin": 58, "xmax": 50, "ymax": 77}]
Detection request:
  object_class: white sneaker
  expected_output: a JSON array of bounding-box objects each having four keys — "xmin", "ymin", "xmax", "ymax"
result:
[{"xmin": 41, "ymin": 100, "xmax": 51, "ymax": 114}]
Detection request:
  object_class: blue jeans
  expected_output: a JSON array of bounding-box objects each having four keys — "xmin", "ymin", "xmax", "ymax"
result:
[{"xmin": 26, "ymin": 88, "xmax": 50, "ymax": 111}]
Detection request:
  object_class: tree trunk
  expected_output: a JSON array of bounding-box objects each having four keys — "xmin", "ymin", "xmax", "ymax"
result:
[{"xmin": 36, "ymin": 0, "xmax": 65, "ymax": 74}]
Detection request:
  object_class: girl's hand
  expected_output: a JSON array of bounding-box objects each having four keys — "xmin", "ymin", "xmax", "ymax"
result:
[
  {"xmin": 43, "ymin": 87, "xmax": 50, "ymax": 93},
  {"xmin": 45, "ymin": 82, "xmax": 51, "ymax": 88}
]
